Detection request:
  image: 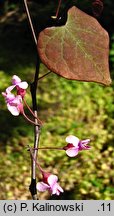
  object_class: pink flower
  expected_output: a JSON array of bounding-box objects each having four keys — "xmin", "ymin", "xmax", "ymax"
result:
[
  {"xmin": 36, "ymin": 172, "xmax": 64, "ymax": 196},
  {"xmin": 6, "ymin": 75, "xmax": 28, "ymax": 97},
  {"xmin": 2, "ymin": 76, "xmax": 38, "ymax": 125},
  {"xmin": 63, "ymin": 135, "xmax": 91, "ymax": 157},
  {"xmin": 2, "ymin": 92, "xmax": 23, "ymax": 116}
]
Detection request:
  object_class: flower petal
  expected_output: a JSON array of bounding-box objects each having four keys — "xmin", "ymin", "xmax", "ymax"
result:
[
  {"xmin": 2, "ymin": 92, "xmax": 7, "ymax": 97},
  {"xmin": 36, "ymin": 182, "xmax": 50, "ymax": 192},
  {"xmin": 57, "ymin": 184, "xmax": 64, "ymax": 193},
  {"xmin": 48, "ymin": 174, "xmax": 58, "ymax": 187},
  {"xmin": 12, "ymin": 95, "xmax": 22, "ymax": 103},
  {"xmin": 66, "ymin": 135, "xmax": 79, "ymax": 147},
  {"xmin": 12, "ymin": 75, "xmax": 21, "ymax": 85},
  {"xmin": 52, "ymin": 183, "xmax": 64, "ymax": 195},
  {"xmin": 81, "ymin": 139, "xmax": 90, "ymax": 144},
  {"xmin": 6, "ymin": 85, "xmax": 15, "ymax": 93},
  {"xmin": 7, "ymin": 104, "xmax": 20, "ymax": 116},
  {"xmin": 6, "ymin": 95, "xmax": 16, "ymax": 104},
  {"xmin": 79, "ymin": 139, "xmax": 91, "ymax": 150},
  {"xmin": 66, "ymin": 147, "xmax": 79, "ymax": 157},
  {"xmin": 17, "ymin": 81, "xmax": 28, "ymax": 89},
  {"xmin": 3, "ymin": 92, "xmax": 15, "ymax": 103}
]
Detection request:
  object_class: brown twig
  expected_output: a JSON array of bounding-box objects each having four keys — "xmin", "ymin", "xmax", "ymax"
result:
[
  {"xmin": 56, "ymin": 0, "xmax": 62, "ymax": 18},
  {"xmin": 38, "ymin": 71, "xmax": 52, "ymax": 80},
  {"xmin": 23, "ymin": 0, "xmax": 37, "ymax": 45},
  {"xmin": 23, "ymin": 0, "xmax": 40, "ymax": 200}
]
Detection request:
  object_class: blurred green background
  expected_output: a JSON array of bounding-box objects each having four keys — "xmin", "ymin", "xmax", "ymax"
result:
[{"xmin": 0, "ymin": 0, "xmax": 114, "ymax": 200}]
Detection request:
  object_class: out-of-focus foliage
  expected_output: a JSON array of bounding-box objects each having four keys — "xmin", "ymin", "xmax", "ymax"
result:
[
  {"xmin": 0, "ymin": 63, "xmax": 114, "ymax": 199},
  {"xmin": 0, "ymin": 0, "xmax": 114, "ymax": 200}
]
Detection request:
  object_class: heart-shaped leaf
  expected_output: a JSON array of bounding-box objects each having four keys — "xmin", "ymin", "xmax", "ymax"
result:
[{"xmin": 37, "ymin": 6, "xmax": 111, "ymax": 85}]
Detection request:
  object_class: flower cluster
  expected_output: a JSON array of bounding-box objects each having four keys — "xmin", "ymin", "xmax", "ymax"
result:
[
  {"xmin": 2, "ymin": 75, "xmax": 42, "ymax": 125},
  {"xmin": 2, "ymin": 75, "xmax": 91, "ymax": 197},
  {"xmin": 2, "ymin": 75, "xmax": 28, "ymax": 116},
  {"xmin": 33, "ymin": 135, "xmax": 91, "ymax": 196}
]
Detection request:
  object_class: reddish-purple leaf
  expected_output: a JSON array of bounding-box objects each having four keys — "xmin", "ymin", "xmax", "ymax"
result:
[{"xmin": 37, "ymin": 6, "xmax": 111, "ymax": 85}]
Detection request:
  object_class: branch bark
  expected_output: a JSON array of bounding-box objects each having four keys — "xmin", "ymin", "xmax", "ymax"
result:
[
  {"xmin": 23, "ymin": 0, "xmax": 40, "ymax": 200},
  {"xmin": 29, "ymin": 55, "xmax": 41, "ymax": 200}
]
